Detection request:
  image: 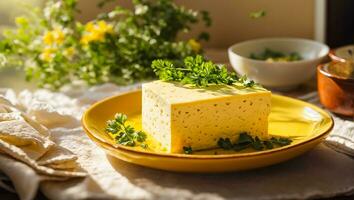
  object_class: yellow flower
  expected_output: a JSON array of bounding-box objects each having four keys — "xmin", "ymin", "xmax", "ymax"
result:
[
  {"xmin": 52, "ymin": 28, "xmax": 65, "ymax": 45},
  {"xmin": 43, "ymin": 28, "xmax": 65, "ymax": 45},
  {"xmin": 80, "ymin": 31, "xmax": 104, "ymax": 45},
  {"xmin": 80, "ymin": 35, "xmax": 91, "ymax": 45},
  {"xmin": 188, "ymin": 39, "xmax": 201, "ymax": 53},
  {"xmin": 43, "ymin": 31, "xmax": 54, "ymax": 45},
  {"xmin": 80, "ymin": 20, "xmax": 113, "ymax": 45},
  {"xmin": 40, "ymin": 48, "xmax": 56, "ymax": 62},
  {"xmin": 85, "ymin": 22, "xmax": 95, "ymax": 32},
  {"xmin": 97, "ymin": 20, "xmax": 113, "ymax": 33},
  {"xmin": 90, "ymin": 31, "xmax": 105, "ymax": 42},
  {"xmin": 63, "ymin": 47, "xmax": 75, "ymax": 59}
]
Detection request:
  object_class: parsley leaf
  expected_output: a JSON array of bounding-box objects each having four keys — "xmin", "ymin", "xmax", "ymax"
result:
[
  {"xmin": 252, "ymin": 136, "xmax": 264, "ymax": 150},
  {"xmin": 270, "ymin": 137, "xmax": 292, "ymax": 146},
  {"xmin": 152, "ymin": 55, "xmax": 257, "ymax": 87},
  {"xmin": 217, "ymin": 138, "xmax": 234, "ymax": 150},
  {"xmin": 183, "ymin": 146, "xmax": 193, "ymax": 154},
  {"xmin": 263, "ymin": 140, "xmax": 274, "ymax": 149},
  {"xmin": 106, "ymin": 113, "xmax": 148, "ymax": 148},
  {"xmin": 236, "ymin": 132, "xmax": 254, "ymax": 144}
]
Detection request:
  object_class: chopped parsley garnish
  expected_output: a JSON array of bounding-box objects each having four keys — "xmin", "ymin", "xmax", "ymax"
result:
[
  {"xmin": 106, "ymin": 113, "xmax": 147, "ymax": 148},
  {"xmin": 270, "ymin": 137, "xmax": 292, "ymax": 146},
  {"xmin": 250, "ymin": 48, "xmax": 302, "ymax": 62},
  {"xmin": 151, "ymin": 55, "xmax": 257, "ymax": 87},
  {"xmin": 183, "ymin": 146, "xmax": 193, "ymax": 154},
  {"xmin": 217, "ymin": 132, "xmax": 292, "ymax": 151}
]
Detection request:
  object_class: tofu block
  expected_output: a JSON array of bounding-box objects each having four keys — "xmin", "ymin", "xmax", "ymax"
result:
[{"xmin": 142, "ymin": 81, "xmax": 271, "ymax": 153}]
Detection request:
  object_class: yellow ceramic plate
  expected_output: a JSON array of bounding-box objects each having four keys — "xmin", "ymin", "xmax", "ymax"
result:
[{"xmin": 82, "ymin": 90, "xmax": 333, "ymax": 173}]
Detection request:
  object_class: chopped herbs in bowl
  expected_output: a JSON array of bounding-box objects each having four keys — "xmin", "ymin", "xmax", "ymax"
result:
[
  {"xmin": 250, "ymin": 48, "xmax": 302, "ymax": 62},
  {"xmin": 228, "ymin": 38, "xmax": 329, "ymax": 89}
]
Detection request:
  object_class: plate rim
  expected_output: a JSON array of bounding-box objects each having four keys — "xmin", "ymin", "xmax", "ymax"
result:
[{"xmin": 82, "ymin": 90, "xmax": 334, "ymax": 159}]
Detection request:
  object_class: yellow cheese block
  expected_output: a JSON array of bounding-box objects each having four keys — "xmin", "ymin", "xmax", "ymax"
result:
[{"xmin": 142, "ymin": 81, "xmax": 271, "ymax": 153}]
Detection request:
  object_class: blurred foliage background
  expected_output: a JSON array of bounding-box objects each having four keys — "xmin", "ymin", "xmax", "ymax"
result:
[
  {"xmin": 0, "ymin": 0, "xmax": 316, "ymax": 91},
  {"xmin": 0, "ymin": 0, "xmax": 42, "ymax": 91}
]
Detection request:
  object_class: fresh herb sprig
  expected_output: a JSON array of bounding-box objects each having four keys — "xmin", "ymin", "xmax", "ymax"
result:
[
  {"xmin": 218, "ymin": 133, "xmax": 292, "ymax": 151},
  {"xmin": 106, "ymin": 113, "xmax": 147, "ymax": 148},
  {"xmin": 152, "ymin": 55, "xmax": 257, "ymax": 87}
]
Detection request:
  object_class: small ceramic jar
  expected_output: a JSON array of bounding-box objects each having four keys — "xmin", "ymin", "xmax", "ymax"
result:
[
  {"xmin": 317, "ymin": 63, "xmax": 353, "ymax": 116},
  {"xmin": 317, "ymin": 45, "xmax": 354, "ymax": 117}
]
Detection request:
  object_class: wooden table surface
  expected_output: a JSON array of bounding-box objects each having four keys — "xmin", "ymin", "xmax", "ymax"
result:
[{"xmin": 0, "ymin": 49, "xmax": 353, "ymax": 200}]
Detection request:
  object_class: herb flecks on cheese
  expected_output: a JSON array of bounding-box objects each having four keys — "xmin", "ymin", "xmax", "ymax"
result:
[{"xmin": 142, "ymin": 81, "xmax": 271, "ymax": 153}]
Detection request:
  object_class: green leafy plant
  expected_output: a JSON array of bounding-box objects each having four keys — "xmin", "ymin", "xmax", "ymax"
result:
[
  {"xmin": 217, "ymin": 132, "xmax": 292, "ymax": 151},
  {"xmin": 106, "ymin": 113, "xmax": 147, "ymax": 148},
  {"xmin": 152, "ymin": 55, "xmax": 258, "ymax": 87},
  {"xmin": 0, "ymin": 0, "xmax": 211, "ymax": 89}
]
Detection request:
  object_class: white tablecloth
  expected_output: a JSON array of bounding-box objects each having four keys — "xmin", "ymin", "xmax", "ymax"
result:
[{"xmin": 0, "ymin": 83, "xmax": 353, "ymax": 200}]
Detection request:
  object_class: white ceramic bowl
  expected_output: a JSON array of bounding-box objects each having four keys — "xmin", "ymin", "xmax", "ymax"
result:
[{"xmin": 228, "ymin": 38, "xmax": 329, "ymax": 90}]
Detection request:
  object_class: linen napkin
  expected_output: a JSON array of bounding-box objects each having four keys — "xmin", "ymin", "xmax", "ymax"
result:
[
  {"xmin": 296, "ymin": 91, "xmax": 354, "ymax": 157},
  {"xmin": 0, "ymin": 84, "xmax": 353, "ymax": 200},
  {"xmin": 0, "ymin": 91, "xmax": 87, "ymax": 200}
]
